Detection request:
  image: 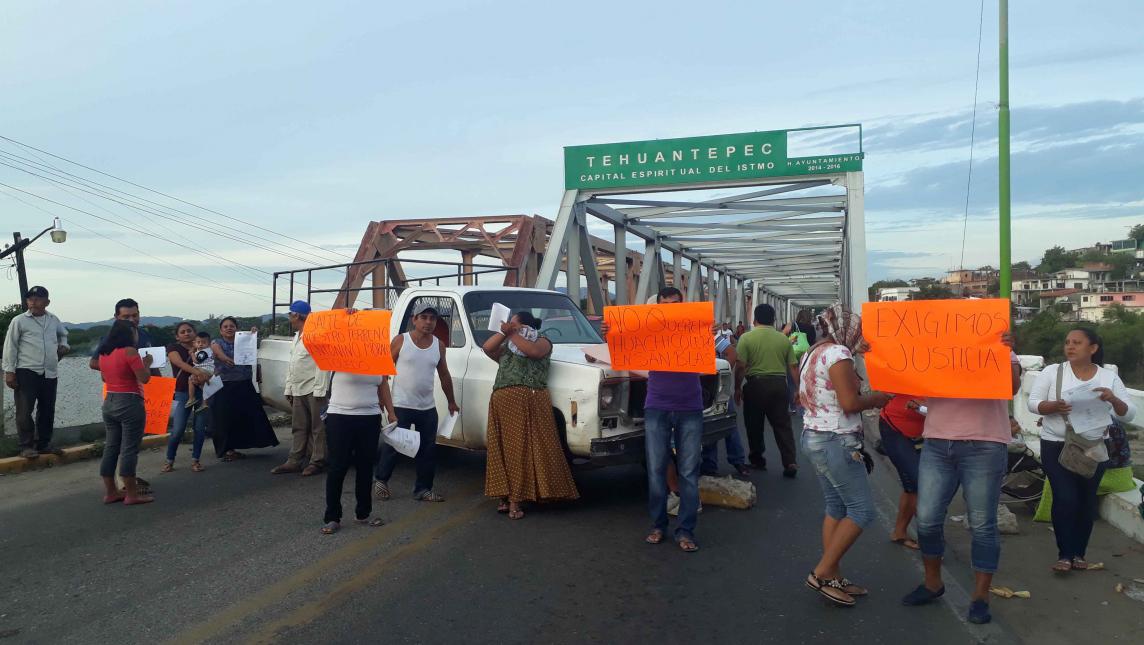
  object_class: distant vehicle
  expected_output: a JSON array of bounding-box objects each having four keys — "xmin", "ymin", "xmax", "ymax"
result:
[{"xmin": 260, "ymin": 286, "xmax": 735, "ymax": 466}]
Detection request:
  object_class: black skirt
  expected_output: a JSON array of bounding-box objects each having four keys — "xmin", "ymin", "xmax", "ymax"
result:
[{"xmin": 210, "ymin": 380, "xmax": 279, "ymax": 457}]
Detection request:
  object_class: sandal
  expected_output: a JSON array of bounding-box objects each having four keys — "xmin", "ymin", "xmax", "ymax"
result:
[
  {"xmin": 270, "ymin": 463, "xmax": 301, "ymax": 475},
  {"xmin": 891, "ymin": 537, "xmax": 920, "ymax": 550},
  {"xmin": 839, "ymin": 578, "xmax": 868, "ymax": 596},
  {"xmin": 645, "ymin": 529, "xmax": 665, "ymax": 545},
  {"xmin": 806, "ymin": 573, "xmax": 855, "ymax": 607},
  {"xmin": 102, "ymin": 494, "xmax": 125, "ymax": 504},
  {"xmin": 160, "ymin": 462, "xmax": 174, "ymax": 473},
  {"xmin": 1071, "ymin": 558, "xmax": 1090, "ymax": 571},
  {"xmin": 414, "ymin": 490, "xmax": 445, "ymax": 502},
  {"xmin": 1052, "ymin": 559, "xmax": 1072, "ymax": 573},
  {"xmin": 677, "ymin": 536, "xmax": 699, "ymax": 553},
  {"xmin": 301, "ymin": 464, "xmax": 322, "ymax": 477},
  {"xmin": 355, "ymin": 517, "xmax": 385, "ymax": 527},
  {"xmin": 321, "ymin": 521, "xmax": 340, "ymax": 535},
  {"xmin": 508, "ymin": 504, "xmax": 525, "ymax": 520},
  {"xmin": 191, "ymin": 461, "xmax": 205, "ymax": 473},
  {"xmin": 497, "ymin": 499, "xmax": 510, "ymax": 514},
  {"xmin": 124, "ymin": 495, "xmax": 155, "ymax": 506},
  {"xmin": 373, "ymin": 480, "xmax": 391, "ymax": 501}
]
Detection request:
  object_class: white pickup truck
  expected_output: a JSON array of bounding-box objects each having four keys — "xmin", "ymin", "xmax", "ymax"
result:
[{"xmin": 259, "ymin": 286, "xmax": 736, "ymax": 466}]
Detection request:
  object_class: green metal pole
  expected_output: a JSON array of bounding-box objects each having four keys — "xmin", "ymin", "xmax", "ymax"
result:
[{"xmin": 998, "ymin": 0, "xmax": 1012, "ymax": 302}]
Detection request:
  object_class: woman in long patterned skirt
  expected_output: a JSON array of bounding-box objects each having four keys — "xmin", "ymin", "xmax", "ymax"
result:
[{"xmin": 481, "ymin": 311, "xmax": 579, "ymax": 519}]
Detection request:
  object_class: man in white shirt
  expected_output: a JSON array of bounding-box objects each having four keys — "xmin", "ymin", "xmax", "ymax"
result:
[
  {"xmin": 2, "ymin": 286, "xmax": 70, "ymax": 459},
  {"xmin": 373, "ymin": 302, "xmax": 459, "ymax": 502},
  {"xmin": 272, "ymin": 300, "xmax": 331, "ymax": 476}
]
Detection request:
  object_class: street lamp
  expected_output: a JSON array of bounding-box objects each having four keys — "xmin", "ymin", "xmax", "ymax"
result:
[{"xmin": 1, "ymin": 217, "xmax": 68, "ymax": 310}]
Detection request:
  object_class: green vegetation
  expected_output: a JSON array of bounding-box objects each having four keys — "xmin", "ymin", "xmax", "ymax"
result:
[
  {"xmin": 1014, "ymin": 305, "xmax": 1144, "ymax": 389},
  {"xmin": 0, "ymin": 303, "xmax": 20, "ymax": 358},
  {"xmin": 1036, "ymin": 245, "xmax": 1138, "ymax": 279}
]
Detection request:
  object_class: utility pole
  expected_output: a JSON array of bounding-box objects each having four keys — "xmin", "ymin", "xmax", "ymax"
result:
[
  {"xmin": 12, "ymin": 232, "xmax": 30, "ymax": 311},
  {"xmin": 998, "ymin": 0, "xmax": 1012, "ymax": 302}
]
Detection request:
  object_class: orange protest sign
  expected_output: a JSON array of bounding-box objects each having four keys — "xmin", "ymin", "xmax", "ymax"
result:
[
  {"xmin": 861, "ymin": 299, "xmax": 1012, "ymax": 400},
  {"xmin": 102, "ymin": 376, "xmax": 177, "ymax": 435},
  {"xmin": 603, "ymin": 302, "xmax": 716, "ymax": 374},
  {"xmin": 301, "ymin": 309, "xmax": 396, "ymax": 375}
]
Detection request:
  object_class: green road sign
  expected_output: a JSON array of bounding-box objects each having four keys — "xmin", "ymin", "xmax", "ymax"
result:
[{"xmin": 564, "ymin": 128, "xmax": 862, "ymax": 190}]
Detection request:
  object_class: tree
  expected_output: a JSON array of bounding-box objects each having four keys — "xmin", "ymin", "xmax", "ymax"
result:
[
  {"xmin": 1037, "ymin": 246, "xmax": 1079, "ymax": 274},
  {"xmin": 868, "ymin": 279, "xmax": 908, "ymax": 302},
  {"xmin": 1079, "ymin": 249, "xmax": 1135, "ymax": 280},
  {"xmin": 1130, "ymin": 223, "xmax": 1144, "ymax": 243},
  {"xmin": 0, "ymin": 303, "xmax": 21, "ymax": 359},
  {"xmin": 1011, "ymin": 260, "xmax": 1032, "ymax": 274},
  {"xmin": 911, "ymin": 284, "xmax": 956, "ymax": 300}
]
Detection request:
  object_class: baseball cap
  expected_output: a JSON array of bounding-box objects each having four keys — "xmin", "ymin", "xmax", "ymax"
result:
[
  {"xmin": 289, "ymin": 300, "xmax": 311, "ymax": 315},
  {"xmin": 412, "ymin": 302, "xmax": 439, "ymax": 317},
  {"xmin": 26, "ymin": 286, "xmax": 49, "ymax": 298}
]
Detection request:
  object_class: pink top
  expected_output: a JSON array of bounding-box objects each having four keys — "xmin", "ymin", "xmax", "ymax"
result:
[{"xmin": 922, "ymin": 351, "xmax": 1019, "ymax": 444}]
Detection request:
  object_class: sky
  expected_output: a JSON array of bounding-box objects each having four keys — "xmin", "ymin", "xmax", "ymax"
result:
[{"xmin": 2, "ymin": 0, "xmax": 1142, "ymax": 322}]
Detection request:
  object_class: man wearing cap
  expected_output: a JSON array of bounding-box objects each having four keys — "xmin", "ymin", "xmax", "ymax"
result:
[
  {"xmin": 272, "ymin": 300, "xmax": 330, "ymax": 476},
  {"xmin": 3, "ymin": 286, "xmax": 70, "ymax": 459},
  {"xmin": 88, "ymin": 298, "xmax": 159, "ymax": 376},
  {"xmin": 373, "ymin": 302, "xmax": 459, "ymax": 502}
]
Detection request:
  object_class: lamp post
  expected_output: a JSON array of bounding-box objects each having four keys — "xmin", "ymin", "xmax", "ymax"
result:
[{"xmin": 0, "ymin": 217, "xmax": 68, "ymax": 310}]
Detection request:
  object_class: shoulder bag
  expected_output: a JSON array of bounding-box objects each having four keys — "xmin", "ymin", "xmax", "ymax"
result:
[
  {"xmin": 1055, "ymin": 364, "xmax": 1107, "ymax": 478},
  {"xmin": 789, "ymin": 322, "xmax": 810, "ymax": 361}
]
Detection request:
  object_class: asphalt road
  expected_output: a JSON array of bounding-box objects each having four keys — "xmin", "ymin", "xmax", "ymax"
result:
[{"xmin": 0, "ymin": 415, "xmax": 1065, "ymax": 644}]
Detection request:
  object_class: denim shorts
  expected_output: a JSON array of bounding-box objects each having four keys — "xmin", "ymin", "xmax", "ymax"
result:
[
  {"xmin": 801, "ymin": 430, "xmax": 875, "ymax": 529},
  {"xmin": 879, "ymin": 419, "xmax": 922, "ymax": 494}
]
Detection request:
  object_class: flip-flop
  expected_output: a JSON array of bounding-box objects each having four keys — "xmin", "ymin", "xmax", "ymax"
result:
[
  {"xmin": 355, "ymin": 517, "xmax": 384, "ymax": 527},
  {"xmin": 677, "ymin": 536, "xmax": 699, "ymax": 552},
  {"xmin": 645, "ymin": 529, "xmax": 665, "ymax": 544},
  {"xmin": 123, "ymin": 496, "xmax": 154, "ymax": 506},
  {"xmin": 891, "ymin": 538, "xmax": 920, "ymax": 550},
  {"xmin": 497, "ymin": 499, "xmax": 510, "ymax": 513},
  {"xmin": 102, "ymin": 494, "xmax": 125, "ymax": 504},
  {"xmin": 321, "ymin": 521, "xmax": 340, "ymax": 535}
]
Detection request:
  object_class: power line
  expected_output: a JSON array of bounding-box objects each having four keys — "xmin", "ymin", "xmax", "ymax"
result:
[
  {"xmin": 0, "ymin": 159, "xmax": 324, "ymax": 275},
  {"xmin": 959, "ymin": 0, "xmax": 986, "ymax": 271},
  {"xmin": 0, "ymin": 185, "xmax": 263, "ymax": 294},
  {"xmin": 0, "ymin": 180, "xmax": 269, "ymax": 280},
  {"xmin": 27, "ymin": 248, "xmax": 266, "ymax": 299},
  {"xmin": 0, "ymin": 134, "xmax": 353, "ymax": 263},
  {"xmin": 0, "ymin": 146, "xmax": 350, "ymax": 267}
]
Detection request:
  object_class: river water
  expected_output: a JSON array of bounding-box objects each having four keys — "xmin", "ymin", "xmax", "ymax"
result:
[{"xmin": 1, "ymin": 356, "xmax": 107, "ymax": 434}]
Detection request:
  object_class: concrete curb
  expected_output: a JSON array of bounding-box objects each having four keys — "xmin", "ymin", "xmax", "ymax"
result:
[{"xmin": 0, "ymin": 434, "xmax": 171, "ymax": 476}]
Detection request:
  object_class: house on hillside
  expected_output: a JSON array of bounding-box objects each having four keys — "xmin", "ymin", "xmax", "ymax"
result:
[
  {"xmin": 1011, "ymin": 268, "xmax": 1092, "ymax": 306},
  {"xmin": 942, "ymin": 267, "xmax": 997, "ymax": 297},
  {"xmin": 1036, "ymin": 288, "xmax": 1082, "ymax": 313},
  {"xmin": 1075, "ymin": 292, "xmax": 1144, "ymax": 322}
]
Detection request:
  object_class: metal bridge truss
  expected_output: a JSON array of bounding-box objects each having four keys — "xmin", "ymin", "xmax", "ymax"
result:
[{"xmin": 535, "ymin": 172, "xmax": 866, "ymax": 324}]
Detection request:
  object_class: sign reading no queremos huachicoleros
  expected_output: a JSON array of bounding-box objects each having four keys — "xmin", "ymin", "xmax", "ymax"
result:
[{"xmin": 564, "ymin": 129, "xmax": 863, "ymax": 190}]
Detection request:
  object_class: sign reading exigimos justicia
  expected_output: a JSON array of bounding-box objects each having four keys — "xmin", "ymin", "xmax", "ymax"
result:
[{"xmin": 563, "ymin": 128, "xmax": 863, "ymax": 190}]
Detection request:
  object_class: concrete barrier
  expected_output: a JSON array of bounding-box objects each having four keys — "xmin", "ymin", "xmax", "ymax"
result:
[{"xmin": 1013, "ymin": 357, "xmax": 1144, "ymax": 545}]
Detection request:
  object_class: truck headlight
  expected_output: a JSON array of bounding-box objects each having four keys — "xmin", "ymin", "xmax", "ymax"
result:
[{"xmin": 599, "ymin": 384, "xmax": 616, "ymax": 409}]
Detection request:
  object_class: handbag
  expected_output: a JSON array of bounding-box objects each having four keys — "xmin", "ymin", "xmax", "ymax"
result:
[
  {"xmin": 789, "ymin": 322, "xmax": 810, "ymax": 361},
  {"xmin": 1054, "ymin": 364, "xmax": 1106, "ymax": 478}
]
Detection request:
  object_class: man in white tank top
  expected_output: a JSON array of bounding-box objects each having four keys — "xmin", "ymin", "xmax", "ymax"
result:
[{"xmin": 373, "ymin": 303, "xmax": 460, "ymax": 502}]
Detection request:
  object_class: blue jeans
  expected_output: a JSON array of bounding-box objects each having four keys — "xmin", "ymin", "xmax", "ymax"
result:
[
  {"xmin": 916, "ymin": 439, "xmax": 1007, "ymax": 573},
  {"xmin": 167, "ymin": 390, "xmax": 208, "ymax": 461},
  {"xmin": 646, "ymin": 408, "xmax": 703, "ymax": 539},
  {"xmin": 802, "ymin": 430, "xmax": 875, "ymax": 529},
  {"xmin": 700, "ymin": 400, "xmax": 745, "ymax": 473}
]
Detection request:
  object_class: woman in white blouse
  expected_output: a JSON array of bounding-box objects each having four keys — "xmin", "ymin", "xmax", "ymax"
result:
[{"xmin": 1028, "ymin": 328, "xmax": 1136, "ymax": 573}]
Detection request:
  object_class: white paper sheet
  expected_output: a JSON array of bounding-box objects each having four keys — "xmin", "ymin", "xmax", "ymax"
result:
[
  {"xmin": 487, "ymin": 302, "xmax": 511, "ymax": 332},
  {"xmin": 1062, "ymin": 384, "xmax": 1112, "ymax": 432},
  {"xmin": 139, "ymin": 347, "xmax": 168, "ymax": 369},
  {"xmin": 233, "ymin": 330, "xmax": 258, "ymax": 366},
  {"xmin": 382, "ymin": 423, "xmax": 421, "ymax": 458},
  {"xmin": 438, "ymin": 412, "xmax": 459, "ymax": 440},
  {"xmin": 202, "ymin": 375, "xmax": 224, "ymax": 400}
]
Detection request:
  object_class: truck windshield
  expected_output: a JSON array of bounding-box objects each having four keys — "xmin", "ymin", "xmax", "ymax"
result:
[{"xmin": 464, "ymin": 291, "xmax": 604, "ymax": 345}]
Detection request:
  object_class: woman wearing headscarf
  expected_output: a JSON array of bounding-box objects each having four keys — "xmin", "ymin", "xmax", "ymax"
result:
[
  {"xmin": 210, "ymin": 317, "xmax": 278, "ymax": 461},
  {"xmin": 800, "ymin": 305, "xmax": 892, "ymax": 607},
  {"xmin": 481, "ymin": 311, "xmax": 579, "ymax": 520},
  {"xmin": 1028, "ymin": 328, "xmax": 1136, "ymax": 573}
]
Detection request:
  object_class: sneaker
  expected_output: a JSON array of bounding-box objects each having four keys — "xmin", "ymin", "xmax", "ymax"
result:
[
  {"xmin": 666, "ymin": 492, "xmax": 681, "ymax": 517},
  {"xmin": 967, "ymin": 599, "xmax": 991, "ymax": 624},
  {"xmin": 901, "ymin": 584, "xmax": 945, "ymax": 606},
  {"xmin": 414, "ymin": 489, "xmax": 445, "ymax": 502},
  {"xmin": 373, "ymin": 480, "xmax": 391, "ymax": 501}
]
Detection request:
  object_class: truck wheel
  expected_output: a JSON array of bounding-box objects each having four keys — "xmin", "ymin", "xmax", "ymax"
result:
[{"xmin": 551, "ymin": 408, "xmax": 575, "ymax": 464}]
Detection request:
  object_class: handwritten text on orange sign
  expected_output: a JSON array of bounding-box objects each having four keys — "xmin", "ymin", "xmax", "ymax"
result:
[{"xmin": 603, "ymin": 302, "xmax": 716, "ymax": 374}]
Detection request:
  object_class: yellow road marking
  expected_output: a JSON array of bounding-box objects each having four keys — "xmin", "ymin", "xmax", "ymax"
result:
[
  {"xmin": 247, "ymin": 499, "xmax": 486, "ymax": 644},
  {"xmin": 169, "ymin": 494, "xmax": 479, "ymax": 645}
]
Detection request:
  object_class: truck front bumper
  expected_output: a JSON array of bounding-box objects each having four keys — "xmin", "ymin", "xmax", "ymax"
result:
[{"xmin": 585, "ymin": 412, "xmax": 738, "ymax": 467}]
